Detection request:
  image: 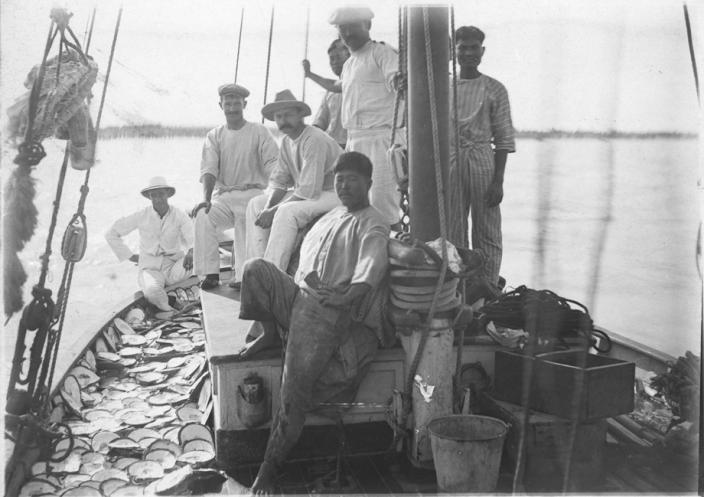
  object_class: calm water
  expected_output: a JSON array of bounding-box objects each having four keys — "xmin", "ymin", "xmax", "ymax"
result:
[{"xmin": 2, "ymin": 135, "xmax": 700, "ymax": 375}]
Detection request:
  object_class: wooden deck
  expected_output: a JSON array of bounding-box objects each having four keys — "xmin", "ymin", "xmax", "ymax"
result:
[{"xmin": 200, "ymin": 281, "xmax": 700, "ymax": 494}]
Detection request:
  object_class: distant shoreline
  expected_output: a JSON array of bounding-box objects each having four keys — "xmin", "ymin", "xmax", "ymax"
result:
[{"xmin": 97, "ymin": 125, "xmax": 698, "ymax": 140}]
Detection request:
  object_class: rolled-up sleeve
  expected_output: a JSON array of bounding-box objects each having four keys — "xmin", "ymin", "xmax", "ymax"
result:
[
  {"xmin": 374, "ymin": 44, "xmax": 399, "ymax": 92},
  {"xmin": 351, "ymin": 226, "xmax": 389, "ymax": 287},
  {"xmin": 200, "ymin": 130, "xmax": 220, "ymax": 180},
  {"xmin": 268, "ymin": 148, "xmax": 294, "ymax": 191},
  {"xmin": 314, "ymin": 94, "xmax": 331, "ymax": 131},
  {"xmin": 294, "ymin": 134, "xmax": 327, "ymax": 200},
  {"xmin": 258, "ymin": 128, "xmax": 279, "ymax": 179},
  {"xmin": 105, "ymin": 212, "xmax": 141, "ymax": 261},
  {"xmin": 491, "ymin": 84, "xmax": 516, "ymax": 153}
]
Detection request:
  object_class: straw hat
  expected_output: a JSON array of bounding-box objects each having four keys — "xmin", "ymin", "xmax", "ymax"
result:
[
  {"xmin": 261, "ymin": 90, "xmax": 311, "ymax": 121},
  {"xmin": 141, "ymin": 176, "xmax": 175, "ymax": 198}
]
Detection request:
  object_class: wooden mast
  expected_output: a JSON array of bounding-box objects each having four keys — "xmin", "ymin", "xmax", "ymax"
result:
[{"xmin": 408, "ymin": 6, "xmax": 449, "ymax": 241}]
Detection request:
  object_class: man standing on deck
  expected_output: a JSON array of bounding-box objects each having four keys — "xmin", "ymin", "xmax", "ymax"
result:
[
  {"xmin": 238, "ymin": 152, "xmax": 390, "ymax": 495},
  {"xmin": 450, "ymin": 26, "xmax": 515, "ymax": 287},
  {"xmin": 307, "ymin": 39, "xmax": 350, "ymax": 148},
  {"xmin": 303, "ymin": 7, "xmax": 406, "ymax": 229},
  {"xmin": 246, "ymin": 90, "xmax": 341, "ymax": 272},
  {"xmin": 192, "ymin": 84, "xmax": 278, "ymax": 290},
  {"xmin": 105, "ymin": 177, "xmax": 193, "ymax": 320}
]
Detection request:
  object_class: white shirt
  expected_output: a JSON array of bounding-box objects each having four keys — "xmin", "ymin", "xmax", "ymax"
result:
[
  {"xmin": 340, "ymin": 41, "xmax": 398, "ymax": 131},
  {"xmin": 313, "ymin": 91, "xmax": 346, "ymax": 146},
  {"xmin": 200, "ymin": 122, "xmax": 279, "ymax": 196},
  {"xmin": 268, "ymin": 125, "xmax": 342, "ymax": 200},
  {"xmin": 105, "ymin": 206, "xmax": 193, "ymax": 271}
]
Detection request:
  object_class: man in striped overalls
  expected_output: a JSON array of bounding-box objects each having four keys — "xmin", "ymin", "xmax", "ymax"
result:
[{"xmin": 450, "ymin": 26, "xmax": 516, "ymax": 287}]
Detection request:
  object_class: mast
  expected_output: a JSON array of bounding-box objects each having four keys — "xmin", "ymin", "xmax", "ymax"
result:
[{"xmin": 408, "ymin": 6, "xmax": 449, "ymax": 241}]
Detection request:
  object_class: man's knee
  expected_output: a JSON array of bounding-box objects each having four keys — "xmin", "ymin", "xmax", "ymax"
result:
[{"xmin": 242, "ymin": 258, "xmax": 277, "ymax": 281}]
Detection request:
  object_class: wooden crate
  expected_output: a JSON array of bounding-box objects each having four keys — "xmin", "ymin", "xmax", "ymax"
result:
[
  {"xmin": 493, "ymin": 349, "xmax": 635, "ymax": 420},
  {"xmin": 477, "ymin": 394, "xmax": 606, "ymax": 492}
]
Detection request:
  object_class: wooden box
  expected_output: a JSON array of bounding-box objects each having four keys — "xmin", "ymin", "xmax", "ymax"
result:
[
  {"xmin": 493, "ymin": 349, "xmax": 635, "ymax": 421},
  {"xmin": 477, "ymin": 394, "xmax": 606, "ymax": 492}
]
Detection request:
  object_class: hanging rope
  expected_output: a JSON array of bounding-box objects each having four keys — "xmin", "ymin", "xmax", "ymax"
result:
[
  {"xmin": 261, "ymin": 5, "xmax": 275, "ymax": 124},
  {"xmin": 683, "ymin": 3, "xmax": 700, "ymax": 104},
  {"xmin": 302, "ymin": 6, "xmax": 310, "ymax": 101},
  {"xmin": 395, "ymin": 6, "xmax": 411, "ymax": 231},
  {"xmin": 400, "ymin": 7, "xmax": 452, "ymax": 430},
  {"xmin": 234, "ymin": 7, "xmax": 244, "ymax": 84},
  {"xmin": 42, "ymin": 8, "xmax": 122, "ymax": 404}
]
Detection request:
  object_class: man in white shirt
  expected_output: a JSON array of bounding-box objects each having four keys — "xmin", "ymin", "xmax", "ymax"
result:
[
  {"xmin": 240, "ymin": 152, "xmax": 390, "ymax": 494},
  {"xmin": 304, "ymin": 7, "xmax": 406, "ymax": 228},
  {"xmin": 105, "ymin": 177, "xmax": 193, "ymax": 319},
  {"xmin": 246, "ymin": 90, "xmax": 341, "ymax": 273},
  {"xmin": 192, "ymin": 83, "xmax": 279, "ymax": 290},
  {"xmin": 308, "ymin": 39, "xmax": 350, "ymax": 148}
]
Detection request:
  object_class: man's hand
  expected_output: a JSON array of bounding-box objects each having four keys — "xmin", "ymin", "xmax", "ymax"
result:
[
  {"xmin": 183, "ymin": 250, "xmax": 193, "ymax": 271},
  {"xmin": 129, "ymin": 254, "xmax": 139, "ymax": 264},
  {"xmin": 317, "ymin": 287, "xmax": 354, "ymax": 309},
  {"xmin": 254, "ymin": 208, "xmax": 276, "ymax": 229},
  {"xmin": 392, "ymin": 72, "xmax": 407, "ymax": 93},
  {"xmin": 302, "ymin": 59, "xmax": 311, "ymax": 77},
  {"xmin": 191, "ymin": 201, "xmax": 211, "ymax": 218},
  {"xmin": 486, "ymin": 181, "xmax": 504, "ymax": 207}
]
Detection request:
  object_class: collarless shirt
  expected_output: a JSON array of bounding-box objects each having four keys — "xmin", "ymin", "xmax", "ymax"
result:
[
  {"xmin": 268, "ymin": 125, "xmax": 342, "ymax": 200},
  {"xmin": 200, "ymin": 122, "xmax": 279, "ymax": 195},
  {"xmin": 340, "ymin": 41, "xmax": 398, "ymax": 131},
  {"xmin": 314, "ymin": 90, "xmax": 346, "ymax": 146}
]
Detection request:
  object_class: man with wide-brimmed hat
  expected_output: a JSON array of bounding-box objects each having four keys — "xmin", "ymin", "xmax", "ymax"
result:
[
  {"xmin": 245, "ymin": 89, "xmax": 341, "ymax": 272},
  {"xmin": 106, "ymin": 176, "xmax": 193, "ymax": 319},
  {"xmin": 192, "ymin": 83, "xmax": 278, "ymax": 290},
  {"xmin": 303, "ymin": 6, "xmax": 406, "ymax": 228}
]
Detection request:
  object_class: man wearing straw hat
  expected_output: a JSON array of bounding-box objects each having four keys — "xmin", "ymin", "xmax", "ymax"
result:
[
  {"xmin": 106, "ymin": 176, "xmax": 193, "ymax": 319},
  {"xmin": 246, "ymin": 89, "xmax": 341, "ymax": 272},
  {"xmin": 304, "ymin": 6, "xmax": 406, "ymax": 228},
  {"xmin": 192, "ymin": 83, "xmax": 279, "ymax": 290}
]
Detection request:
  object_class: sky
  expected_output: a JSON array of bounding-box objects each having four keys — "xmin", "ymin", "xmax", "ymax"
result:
[{"xmin": 1, "ymin": 0, "xmax": 702, "ymax": 133}]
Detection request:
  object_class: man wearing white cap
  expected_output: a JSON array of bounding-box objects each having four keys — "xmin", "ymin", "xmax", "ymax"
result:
[
  {"xmin": 193, "ymin": 83, "xmax": 279, "ymax": 290},
  {"xmin": 106, "ymin": 177, "xmax": 193, "ymax": 319},
  {"xmin": 246, "ymin": 89, "xmax": 341, "ymax": 272},
  {"xmin": 304, "ymin": 6, "xmax": 405, "ymax": 228}
]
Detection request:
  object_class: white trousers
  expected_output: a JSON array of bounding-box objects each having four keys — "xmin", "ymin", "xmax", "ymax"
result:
[
  {"xmin": 138, "ymin": 256, "xmax": 190, "ymax": 311},
  {"xmin": 346, "ymin": 128, "xmax": 406, "ymax": 225},
  {"xmin": 194, "ymin": 189, "xmax": 263, "ymax": 283},
  {"xmin": 245, "ymin": 191, "xmax": 340, "ymax": 271}
]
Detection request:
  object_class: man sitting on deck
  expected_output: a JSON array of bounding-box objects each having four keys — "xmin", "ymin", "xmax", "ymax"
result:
[
  {"xmin": 192, "ymin": 83, "xmax": 279, "ymax": 290},
  {"xmin": 238, "ymin": 152, "xmax": 390, "ymax": 494},
  {"xmin": 105, "ymin": 176, "xmax": 193, "ymax": 319},
  {"xmin": 246, "ymin": 90, "xmax": 342, "ymax": 272}
]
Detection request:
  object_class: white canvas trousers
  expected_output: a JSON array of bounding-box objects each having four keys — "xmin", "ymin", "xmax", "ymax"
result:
[
  {"xmin": 193, "ymin": 189, "xmax": 263, "ymax": 283},
  {"xmin": 346, "ymin": 128, "xmax": 406, "ymax": 225},
  {"xmin": 245, "ymin": 191, "xmax": 340, "ymax": 271},
  {"xmin": 138, "ymin": 255, "xmax": 191, "ymax": 311}
]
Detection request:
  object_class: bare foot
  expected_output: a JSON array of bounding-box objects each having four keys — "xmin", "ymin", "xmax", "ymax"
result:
[
  {"xmin": 250, "ymin": 460, "xmax": 277, "ymax": 495},
  {"xmin": 235, "ymin": 331, "xmax": 280, "ymax": 360}
]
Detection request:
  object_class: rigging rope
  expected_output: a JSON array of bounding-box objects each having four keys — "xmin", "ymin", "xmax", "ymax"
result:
[
  {"xmin": 261, "ymin": 5, "xmax": 275, "ymax": 124},
  {"xmin": 234, "ymin": 7, "xmax": 244, "ymax": 84},
  {"xmin": 302, "ymin": 6, "xmax": 310, "ymax": 101},
  {"xmin": 683, "ymin": 3, "xmax": 700, "ymax": 104}
]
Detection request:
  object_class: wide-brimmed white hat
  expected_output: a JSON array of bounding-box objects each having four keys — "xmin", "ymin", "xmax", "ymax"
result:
[{"xmin": 141, "ymin": 176, "xmax": 175, "ymax": 198}]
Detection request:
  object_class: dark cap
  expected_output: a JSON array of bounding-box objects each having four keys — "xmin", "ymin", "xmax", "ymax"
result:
[{"xmin": 218, "ymin": 83, "xmax": 250, "ymax": 98}]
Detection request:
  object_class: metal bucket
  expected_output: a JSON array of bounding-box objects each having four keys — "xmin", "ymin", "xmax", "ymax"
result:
[{"xmin": 428, "ymin": 414, "xmax": 508, "ymax": 493}]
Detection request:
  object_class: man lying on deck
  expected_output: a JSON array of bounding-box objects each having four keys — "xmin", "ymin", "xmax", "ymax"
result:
[
  {"xmin": 105, "ymin": 176, "xmax": 193, "ymax": 320},
  {"xmin": 246, "ymin": 90, "xmax": 342, "ymax": 272},
  {"xmin": 237, "ymin": 152, "xmax": 390, "ymax": 495}
]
